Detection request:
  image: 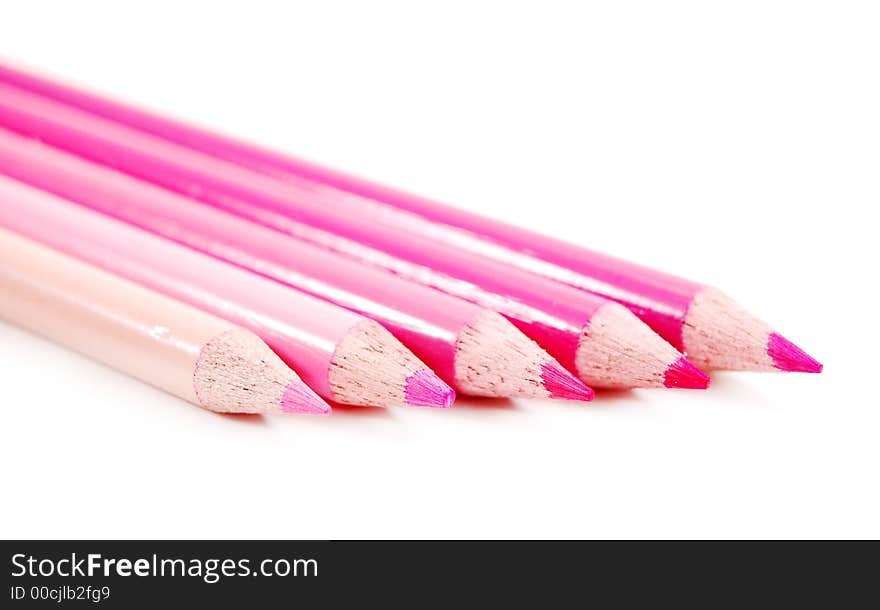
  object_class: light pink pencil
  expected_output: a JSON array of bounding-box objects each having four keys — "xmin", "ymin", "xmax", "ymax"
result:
[
  {"xmin": 0, "ymin": 61, "xmax": 820, "ymax": 373},
  {"xmin": 0, "ymin": 228, "xmax": 329, "ymax": 415},
  {"xmin": 0, "ymin": 81, "xmax": 708, "ymax": 390},
  {"xmin": 0, "ymin": 174, "xmax": 454, "ymax": 409},
  {"xmin": 0, "ymin": 128, "xmax": 592, "ymax": 401}
]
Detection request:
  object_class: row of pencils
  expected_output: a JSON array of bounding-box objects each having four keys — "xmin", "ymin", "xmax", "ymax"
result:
[{"xmin": 0, "ymin": 61, "xmax": 822, "ymax": 415}]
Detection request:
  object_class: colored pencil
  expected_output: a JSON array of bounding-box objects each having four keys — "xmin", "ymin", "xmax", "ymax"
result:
[
  {"xmin": 0, "ymin": 174, "xmax": 454, "ymax": 409},
  {"xmin": 0, "ymin": 62, "xmax": 820, "ymax": 373},
  {"xmin": 0, "ymin": 83, "xmax": 708, "ymax": 390},
  {"xmin": 0, "ymin": 228, "xmax": 330, "ymax": 415},
  {"xmin": 0, "ymin": 129, "xmax": 592, "ymax": 401}
]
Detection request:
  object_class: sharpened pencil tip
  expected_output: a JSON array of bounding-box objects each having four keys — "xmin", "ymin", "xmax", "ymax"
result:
[
  {"xmin": 540, "ymin": 362, "xmax": 595, "ymax": 401},
  {"xmin": 663, "ymin": 357, "xmax": 711, "ymax": 389},
  {"xmin": 404, "ymin": 368, "xmax": 456, "ymax": 408},
  {"xmin": 281, "ymin": 382, "xmax": 333, "ymax": 415},
  {"xmin": 682, "ymin": 287, "xmax": 821, "ymax": 373},
  {"xmin": 454, "ymin": 310, "xmax": 596, "ymax": 399},
  {"xmin": 767, "ymin": 333, "xmax": 823, "ymax": 373},
  {"xmin": 577, "ymin": 302, "xmax": 700, "ymax": 389}
]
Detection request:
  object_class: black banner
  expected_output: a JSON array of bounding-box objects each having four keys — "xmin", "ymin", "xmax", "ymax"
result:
[{"xmin": 0, "ymin": 540, "xmax": 869, "ymax": 607}]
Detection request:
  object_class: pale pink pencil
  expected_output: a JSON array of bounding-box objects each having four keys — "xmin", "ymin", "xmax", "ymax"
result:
[
  {"xmin": 0, "ymin": 61, "xmax": 819, "ymax": 374},
  {"xmin": 0, "ymin": 228, "xmax": 329, "ymax": 415},
  {"xmin": 0, "ymin": 82, "xmax": 707, "ymax": 391},
  {"xmin": 0, "ymin": 175, "xmax": 454, "ymax": 409},
  {"xmin": 0, "ymin": 129, "xmax": 592, "ymax": 401}
]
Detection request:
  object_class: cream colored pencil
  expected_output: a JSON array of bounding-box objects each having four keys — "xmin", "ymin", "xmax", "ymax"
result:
[{"xmin": 0, "ymin": 228, "xmax": 330, "ymax": 415}]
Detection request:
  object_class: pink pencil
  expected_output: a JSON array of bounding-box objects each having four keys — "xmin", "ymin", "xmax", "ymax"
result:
[
  {"xmin": 0, "ymin": 174, "xmax": 454, "ymax": 409},
  {"xmin": 0, "ymin": 128, "xmax": 592, "ymax": 401},
  {"xmin": 0, "ymin": 228, "xmax": 330, "ymax": 415},
  {"xmin": 0, "ymin": 81, "xmax": 707, "ymax": 390},
  {"xmin": 0, "ymin": 62, "xmax": 820, "ymax": 373}
]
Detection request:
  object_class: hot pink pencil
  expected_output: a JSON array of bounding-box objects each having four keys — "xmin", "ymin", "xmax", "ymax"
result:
[
  {"xmin": 0, "ymin": 228, "xmax": 330, "ymax": 415},
  {"xmin": 0, "ymin": 174, "xmax": 454, "ymax": 409},
  {"xmin": 0, "ymin": 62, "xmax": 820, "ymax": 373},
  {"xmin": 0, "ymin": 81, "xmax": 707, "ymax": 390},
  {"xmin": 0, "ymin": 128, "xmax": 592, "ymax": 401}
]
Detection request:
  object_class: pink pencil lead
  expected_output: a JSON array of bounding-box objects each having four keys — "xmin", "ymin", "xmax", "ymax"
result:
[
  {"xmin": 663, "ymin": 357, "xmax": 711, "ymax": 390},
  {"xmin": 767, "ymin": 333, "xmax": 823, "ymax": 374},
  {"xmin": 281, "ymin": 382, "xmax": 333, "ymax": 415},
  {"xmin": 540, "ymin": 362, "xmax": 595, "ymax": 402},
  {"xmin": 404, "ymin": 368, "xmax": 456, "ymax": 408}
]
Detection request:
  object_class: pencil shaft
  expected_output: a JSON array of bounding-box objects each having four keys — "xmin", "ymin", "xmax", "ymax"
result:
[
  {"xmin": 0, "ymin": 230, "xmax": 214, "ymax": 404},
  {"xmin": 0, "ymin": 81, "xmax": 615, "ymax": 377},
  {"xmin": 0, "ymin": 174, "xmax": 364, "ymax": 400},
  {"xmin": 0, "ymin": 61, "xmax": 699, "ymax": 348}
]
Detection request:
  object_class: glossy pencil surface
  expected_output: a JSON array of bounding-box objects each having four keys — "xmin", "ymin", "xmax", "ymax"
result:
[
  {"xmin": 0, "ymin": 174, "xmax": 453, "ymax": 408},
  {"xmin": 0, "ymin": 82, "xmax": 706, "ymax": 390},
  {"xmin": 0, "ymin": 62, "xmax": 820, "ymax": 373},
  {"xmin": 0, "ymin": 63, "xmax": 693, "ymax": 342},
  {"xmin": 0, "ymin": 128, "xmax": 591, "ymax": 400},
  {"xmin": 0, "ymin": 228, "xmax": 330, "ymax": 414}
]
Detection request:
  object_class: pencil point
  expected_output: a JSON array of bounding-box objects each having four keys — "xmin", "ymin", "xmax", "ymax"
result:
[
  {"xmin": 405, "ymin": 368, "xmax": 456, "ymax": 408},
  {"xmin": 195, "ymin": 329, "xmax": 332, "ymax": 414},
  {"xmin": 330, "ymin": 320, "xmax": 456, "ymax": 408},
  {"xmin": 683, "ymin": 287, "xmax": 822, "ymax": 372},
  {"xmin": 281, "ymin": 382, "xmax": 332, "ymax": 415},
  {"xmin": 767, "ymin": 333, "xmax": 823, "ymax": 373},
  {"xmin": 663, "ymin": 357, "xmax": 711, "ymax": 389},
  {"xmin": 540, "ymin": 362, "xmax": 595, "ymax": 401},
  {"xmin": 576, "ymin": 302, "xmax": 692, "ymax": 389},
  {"xmin": 454, "ymin": 310, "xmax": 593, "ymax": 400}
]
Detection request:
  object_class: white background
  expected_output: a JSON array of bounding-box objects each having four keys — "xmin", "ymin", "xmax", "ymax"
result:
[{"xmin": 0, "ymin": 1, "xmax": 876, "ymax": 539}]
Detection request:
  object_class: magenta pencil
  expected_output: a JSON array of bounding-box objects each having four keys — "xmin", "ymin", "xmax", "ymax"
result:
[
  {"xmin": 0, "ymin": 83, "xmax": 706, "ymax": 390},
  {"xmin": 0, "ymin": 174, "xmax": 454, "ymax": 409},
  {"xmin": 0, "ymin": 62, "xmax": 819, "ymax": 373},
  {"xmin": 0, "ymin": 128, "xmax": 592, "ymax": 401}
]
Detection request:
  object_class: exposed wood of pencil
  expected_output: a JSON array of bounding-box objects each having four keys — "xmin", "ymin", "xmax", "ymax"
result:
[
  {"xmin": 0, "ymin": 228, "xmax": 329, "ymax": 415},
  {"xmin": 0, "ymin": 62, "xmax": 820, "ymax": 374},
  {"xmin": 0, "ymin": 129, "xmax": 592, "ymax": 402},
  {"xmin": 0, "ymin": 85, "xmax": 708, "ymax": 391},
  {"xmin": 0, "ymin": 174, "xmax": 453, "ymax": 409}
]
